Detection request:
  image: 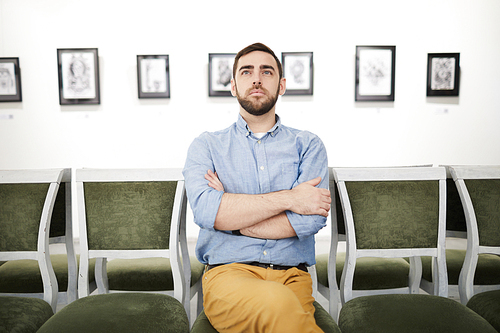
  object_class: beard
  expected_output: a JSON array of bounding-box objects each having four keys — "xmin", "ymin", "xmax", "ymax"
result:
[{"xmin": 235, "ymin": 83, "xmax": 280, "ymax": 116}]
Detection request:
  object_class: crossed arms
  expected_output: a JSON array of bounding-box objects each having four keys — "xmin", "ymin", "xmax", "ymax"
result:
[{"xmin": 205, "ymin": 170, "xmax": 331, "ymax": 240}]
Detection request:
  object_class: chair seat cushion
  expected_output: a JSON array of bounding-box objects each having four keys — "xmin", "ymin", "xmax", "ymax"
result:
[
  {"xmin": 338, "ymin": 294, "xmax": 497, "ymax": 333},
  {"xmin": 420, "ymin": 249, "xmax": 500, "ymax": 285},
  {"xmin": 467, "ymin": 289, "xmax": 500, "ymax": 332},
  {"xmin": 0, "ymin": 296, "xmax": 53, "ymax": 333},
  {"xmin": 107, "ymin": 256, "xmax": 205, "ymax": 291},
  {"xmin": 0, "ymin": 255, "xmax": 95, "ymax": 293},
  {"xmin": 191, "ymin": 301, "xmax": 340, "ymax": 333},
  {"xmin": 316, "ymin": 253, "xmax": 410, "ymax": 290},
  {"xmin": 37, "ymin": 293, "xmax": 189, "ymax": 333}
]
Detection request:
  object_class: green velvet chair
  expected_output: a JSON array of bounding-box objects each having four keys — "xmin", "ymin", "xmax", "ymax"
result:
[
  {"xmin": 333, "ymin": 167, "xmax": 450, "ymax": 303},
  {"xmin": 417, "ymin": 167, "xmax": 500, "ymax": 298},
  {"xmin": 191, "ymin": 301, "xmax": 341, "ymax": 333},
  {"xmin": 0, "ymin": 169, "xmax": 97, "ymax": 306},
  {"xmin": 314, "ymin": 168, "xmax": 412, "ymax": 321},
  {"xmin": 450, "ymin": 165, "xmax": 500, "ymax": 331},
  {"xmin": 335, "ymin": 166, "xmax": 497, "ymax": 332},
  {"xmin": 74, "ymin": 168, "xmax": 204, "ymax": 323},
  {"xmin": 74, "ymin": 169, "xmax": 193, "ymax": 307},
  {"xmin": 0, "ymin": 169, "xmax": 64, "ymax": 332},
  {"xmin": 36, "ymin": 168, "xmax": 191, "ymax": 332}
]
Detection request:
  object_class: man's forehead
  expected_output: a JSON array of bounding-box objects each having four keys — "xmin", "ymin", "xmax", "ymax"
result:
[{"xmin": 237, "ymin": 51, "xmax": 277, "ymax": 70}]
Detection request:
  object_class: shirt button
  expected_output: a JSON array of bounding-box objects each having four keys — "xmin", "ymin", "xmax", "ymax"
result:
[
  {"xmin": 260, "ymin": 166, "xmax": 264, "ymax": 170},
  {"xmin": 263, "ymin": 251, "xmax": 268, "ymax": 255},
  {"xmin": 257, "ymin": 140, "xmax": 261, "ymax": 144}
]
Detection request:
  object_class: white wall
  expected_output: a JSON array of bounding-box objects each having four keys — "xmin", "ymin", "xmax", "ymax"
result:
[{"xmin": 1, "ymin": 0, "xmax": 500, "ymax": 239}]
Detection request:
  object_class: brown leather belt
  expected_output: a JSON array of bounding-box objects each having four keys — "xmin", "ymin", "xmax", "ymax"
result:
[{"xmin": 206, "ymin": 262, "xmax": 308, "ymax": 273}]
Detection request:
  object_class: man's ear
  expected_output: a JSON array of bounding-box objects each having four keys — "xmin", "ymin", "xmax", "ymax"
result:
[
  {"xmin": 279, "ymin": 77, "xmax": 287, "ymax": 96},
  {"xmin": 230, "ymin": 78, "xmax": 237, "ymax": 97}
]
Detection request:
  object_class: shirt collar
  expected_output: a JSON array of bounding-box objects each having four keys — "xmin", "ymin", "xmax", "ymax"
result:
[{"xmin": 236, "ymin": 114, "xmax": 282, "ymax": 138}]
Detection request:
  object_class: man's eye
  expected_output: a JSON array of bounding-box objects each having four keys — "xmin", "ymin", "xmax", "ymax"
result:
[{"xmin": 263, "ymin": 71, "xmax": 272, "ymax": 75}]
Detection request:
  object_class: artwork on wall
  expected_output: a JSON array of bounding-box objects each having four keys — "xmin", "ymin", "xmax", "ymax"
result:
[
  {"xmin": 427, "ymin": 53, "xmax": 460, "ymax": 97},
  {"xmin": 208, "ymin": 53, "xmax": 235, "ymax": 97},
  {"xmin": 137, "ymin": 55, "xmax": 170, "ymax": 99},
  {"xmin": 0, "ymin": 57, "xmax": 22, "ymax": 102},
  {"xmin": 57, "ymin": 48, "xmax": 100, "ymax": 105},
  {"xmin": 355, "ymin": 45, "xmax": 396, "ymax": 102},
  {"xmin": 282, "ymin": 52, "xmax": 313, "ymax": 96}
]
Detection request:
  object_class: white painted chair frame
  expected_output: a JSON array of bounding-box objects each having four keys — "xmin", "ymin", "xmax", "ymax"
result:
[
  {"xmin": 309, "ymin": 168, "xmax": 341, "ymax": 320},
  {"xmin": 333, "ymin": 167, "xmax": 449, "ymax": 305},
  {"xmin": 450, "ymin": 165, "xmax": 500, "ymax": 305},
  {"xmin": 0, "ymin": 169, "xmax": 64, "ymax": 313},
  {"xmin": 76, "ymin": 168, "xmax": 192, "ymax": 318},
  {"xmin": 48, "ymin": 168, "xmax": 78, "ymax": 304}
]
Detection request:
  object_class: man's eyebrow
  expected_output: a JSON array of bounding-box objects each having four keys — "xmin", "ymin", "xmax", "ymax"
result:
[
  {"xmin": 261, "ymin": 65, "xmax": 275, "ymax": 71},
  {"xmin": 238, "ymin": 65, "xmax": 276, "ymax": 72},
  {"xmin": 238, "ymin": 65, "xmax": 254, "ymax": 72}
]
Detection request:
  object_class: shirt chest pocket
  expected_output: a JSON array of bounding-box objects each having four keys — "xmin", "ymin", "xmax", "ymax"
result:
[{"xmin": 279, "ymin": 163, "xmax": 299, "ymax": 190}]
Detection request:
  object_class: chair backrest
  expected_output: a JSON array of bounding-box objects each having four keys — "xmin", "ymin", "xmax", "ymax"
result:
[
  {"xmin": 0, "ymin": 169, "xmax": 64, "ymax": 312},
  {"xmin": 333, "ymin": 166, "xmax": 448, "ymax": 303},
  {"xmin": 75, "ymin": 168, "xmax": 188, "ymax": 305},
  {"xmin": 449, "ymin": 165, "xmax": 500, "ymax": 304}
]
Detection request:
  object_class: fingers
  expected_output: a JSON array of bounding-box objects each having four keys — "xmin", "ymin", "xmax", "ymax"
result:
[
  {"xmin": 304, "ymin": 176, "xmax": 322, "ymax": 187},
  {"xmin": 205, "ymin": 170, "xmax": 224, "ymax": 192}
]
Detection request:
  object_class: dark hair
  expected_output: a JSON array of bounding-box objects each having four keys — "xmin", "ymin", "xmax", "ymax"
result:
[{"xmin": 233, "ymin": 43, "xmax": 283, "ymax": 80}]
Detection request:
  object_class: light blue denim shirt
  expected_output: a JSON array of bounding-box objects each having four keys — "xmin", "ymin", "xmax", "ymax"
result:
[{"xmin": 182, "ymin": 114, "xmax": 328, "ymax": 267}]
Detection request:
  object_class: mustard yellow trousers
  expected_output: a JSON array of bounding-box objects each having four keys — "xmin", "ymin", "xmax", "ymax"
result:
[{"xmin": 202, "ymin": 263, "xmax": 323, "ymax": 333}]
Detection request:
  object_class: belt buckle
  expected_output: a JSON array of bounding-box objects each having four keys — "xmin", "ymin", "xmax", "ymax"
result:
[{"xmin": 269, "ymin": 264, "xmax": 274, "ymax": 269}]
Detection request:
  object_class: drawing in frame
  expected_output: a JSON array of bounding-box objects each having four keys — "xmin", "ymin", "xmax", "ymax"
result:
[
  {"xmin": 209, "ymin": 53, "xmax": 235, "ymax": 97},
  {"xmin": 282, "ymin": 52, "xmax": 313, "ymax": 96},
  {"xmin": 355, "ymin": 45, "xmax": 396, "ymax": 102},
  {"xmin": 137, "ymin": 55, "xmax": 170, "ymax": 99},
  {"xmin": 57, "ymin": 48, "xmax": 100, "ymax": 105},
  {"xmin": 0, "ymin": 57, "xmax": 22, "ymax": 102},
  {"xmin": 427, "ymin": 53, "xmax": 460, "ymax": 97}
]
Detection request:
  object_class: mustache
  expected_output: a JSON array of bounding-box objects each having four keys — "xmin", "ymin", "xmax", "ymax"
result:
[{"xmin": 245, "ymin": 83, "xmax": 269, "ymax": 96}]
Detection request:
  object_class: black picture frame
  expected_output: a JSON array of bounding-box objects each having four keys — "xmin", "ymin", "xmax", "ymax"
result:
[
  {"xmin": 427, "ymin": 53, "xmax": 460, "ymax": 97},
  {"xmin": 137, "ymin": 55, "xmax": 170, "ymax": 99},
  {"xmin": 282, "ymin": 52, "xmax": 313, "ymax": 96},
  {"xmin": 209, "ymin": 53, "xmax": 235, "ymax": 97},
  {"xmin": 57, "ymin": 48, "xmax": 100, "ymax": 105},
  {"xmin": 0, "ymin": 57, "xmax": 22, "ymax": 102},
  {"xmin": 355, "ymin": 45, "xmax": 396, "ymax": 102}
]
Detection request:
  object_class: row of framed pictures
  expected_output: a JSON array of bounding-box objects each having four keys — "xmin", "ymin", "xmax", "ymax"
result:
[
  {"xmin": 355, "ymin": 46, "xmax": 460, "ymax": 101},
  {"xmin": 0, "ymin": 47, "xmax": 460, "ymax": 104}
]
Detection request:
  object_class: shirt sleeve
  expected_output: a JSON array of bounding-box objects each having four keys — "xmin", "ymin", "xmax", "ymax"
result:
[
  {"xmin": 286, "ymin": 133, "xmax": 329, "ymax": 240},
  {"xmin": 182, "ymin": 133, "xmax": 224, "ymax": 231}
]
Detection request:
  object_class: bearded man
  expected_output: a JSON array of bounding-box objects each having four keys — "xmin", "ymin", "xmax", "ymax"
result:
[{"xmin": 183, "ymin": 43, "xmax": 330, "ymax": 333}]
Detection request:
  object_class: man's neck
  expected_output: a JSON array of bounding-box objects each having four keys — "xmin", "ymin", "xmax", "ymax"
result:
[{"xmin": 239, "ymin": 109, "xmax": 277, "ymax": 133}]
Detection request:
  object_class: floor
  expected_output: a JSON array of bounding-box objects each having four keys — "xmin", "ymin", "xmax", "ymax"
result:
[{"xmin": 53, "ymin": 236, "xmax": 467, "ymax": 320}]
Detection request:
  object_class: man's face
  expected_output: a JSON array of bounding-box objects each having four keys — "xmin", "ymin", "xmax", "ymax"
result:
[{"xmin": 231, "ymin": 51, "xmax": 286, "ymax": 116}]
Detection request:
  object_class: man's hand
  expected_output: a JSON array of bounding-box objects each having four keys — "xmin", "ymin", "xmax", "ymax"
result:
[
  {"xmin": 288, "ymin": 177, "xmax": 331, "ymax": 217},
  {"xmin": 205, "ymin": 169, "xmax": 224, "ymax": 192}
]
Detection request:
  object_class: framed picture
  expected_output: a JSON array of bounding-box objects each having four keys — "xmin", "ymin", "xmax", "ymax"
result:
[
  {"xmin": 137, "ymin": 55, "xmax": 170, "ymax": 99},
  {"xmin": 282, "ymin": 52, "xmax": 313, "ymax": 95},
  {"xmin": 427, "ymin": 53, "xmax": 460, "ymax": 97},
  {"xmin": 0, "ymin": 57, "xmax": 22, "ymax": 102},
  {"xmin": 57, "ymin": 48, "xmax": 100, "ymax": 105},
  {"xmin": 355, "ymin": 45, "xmax": 396, "ymax": 102},
  {"xmin": 209, "ymin": 53, "xmax": 235, "ymax": 97}
]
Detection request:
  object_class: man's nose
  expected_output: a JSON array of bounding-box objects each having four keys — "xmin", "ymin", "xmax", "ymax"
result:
[{"xmin": 252, "ymin": 73, "xmax": 262, "ymax": 85}]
